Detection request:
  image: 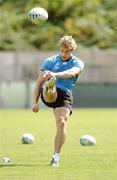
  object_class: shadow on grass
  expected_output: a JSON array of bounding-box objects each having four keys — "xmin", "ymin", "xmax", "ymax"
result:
[{"xmin": 0, "ymin": 163, "xmax": 50, "ymax": 168}]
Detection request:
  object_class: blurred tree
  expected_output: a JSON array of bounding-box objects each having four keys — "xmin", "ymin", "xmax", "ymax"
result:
[{"xmin": 0, "ymin": 0, "xmax": 117, "ymax": 50}]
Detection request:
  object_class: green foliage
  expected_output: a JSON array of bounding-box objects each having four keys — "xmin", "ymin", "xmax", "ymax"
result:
[{"xmin": 0, "ymin": 0, "xmax": 117, "ymax": 50}]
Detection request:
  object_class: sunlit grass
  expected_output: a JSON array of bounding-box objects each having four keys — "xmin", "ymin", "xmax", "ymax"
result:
[{"xmin": 0, "ymin": 108, "xmax": 117, "ymax": 180}]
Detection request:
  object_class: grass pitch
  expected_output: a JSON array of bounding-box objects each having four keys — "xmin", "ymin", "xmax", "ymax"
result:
[{"xmin": 0, "ymin": 108, "xmax": 117, "ymax": 180}]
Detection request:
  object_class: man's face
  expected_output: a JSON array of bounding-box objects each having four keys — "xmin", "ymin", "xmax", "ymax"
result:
[{"xmin": 60, "ymin": 47, "xmax": 72, "ymax": 61}]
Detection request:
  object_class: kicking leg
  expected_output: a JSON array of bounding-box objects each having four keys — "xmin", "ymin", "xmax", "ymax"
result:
[{"xmin": 42, "ymin": 76, "xmax": 57, "ymax": 103}]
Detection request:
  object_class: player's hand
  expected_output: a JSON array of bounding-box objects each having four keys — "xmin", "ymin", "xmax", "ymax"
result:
[
  {"xmin": 32, "ymin": 103, "xmax": 39, "ymax": 113},
  {"xmin": 43, "ymin": 71, "xmax": 55, "ymax": 80}
]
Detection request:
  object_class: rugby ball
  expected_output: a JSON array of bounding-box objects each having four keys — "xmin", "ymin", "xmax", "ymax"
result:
[
  {"xmin": 28, "ymin": 7, "xmax": 48, "ymax": 22},
  {"xmin": 21, "ymin": 133, "xmax": 34, "ymax": 144},
  {"xmin": 2, "ymin": 157, "xmax": 11, "ymax": 164},
  {"xmin": 80, "ymin": 135, "xmax": 96, "ymax": 146}
]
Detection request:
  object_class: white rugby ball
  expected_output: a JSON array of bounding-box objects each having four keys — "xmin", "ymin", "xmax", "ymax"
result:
[
  {"xmin": 2, "ymin": 157, "xmax": 11, "ymax": 164},
  {"xmin": 28, "ymin": 7, "xmax": 48, "ymax": 22},
  {"xmin": 80, "ymin": 135, "xmax": 96, "ymax": 146},
  {"xmin": 21, "ymin": 133, "xmax": 34, "ymax": 144}
]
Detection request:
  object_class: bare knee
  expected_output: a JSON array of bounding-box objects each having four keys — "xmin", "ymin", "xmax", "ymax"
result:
[{"xmin": 56, "ymin": 116, "xmax": 67, "ymax": 129}]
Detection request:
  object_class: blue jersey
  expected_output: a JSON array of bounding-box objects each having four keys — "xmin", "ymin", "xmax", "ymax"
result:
[{"xmin": 40, "ymin": 54, "xmax": 84, "ymax": 94}]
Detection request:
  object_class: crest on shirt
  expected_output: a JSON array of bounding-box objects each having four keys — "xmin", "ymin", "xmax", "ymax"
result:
[
  {"xmin": 53, "ymin": 61, "xmax": 61, "ymax": 69},
  {"xmin": 62, "ymin": 62, "xmax": 68, "ymax": 65}
]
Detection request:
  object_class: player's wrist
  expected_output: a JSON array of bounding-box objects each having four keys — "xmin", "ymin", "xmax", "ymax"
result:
[
  {"xmin": 54, "ymin": 72, "xmax": 62, "ymax": 78},
  {"xmin": 33, "ymin": 102, "xmax": 38, "ymax": 106}
]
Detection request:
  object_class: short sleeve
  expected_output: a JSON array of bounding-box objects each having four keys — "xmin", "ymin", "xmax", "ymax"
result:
[
  {"xmin": 40, "ymin": 58, "xmax": 53, "ymax": 71},
  {"xmin": 73, "ymin": 59, "xmax": 84, "ymax": 71}
]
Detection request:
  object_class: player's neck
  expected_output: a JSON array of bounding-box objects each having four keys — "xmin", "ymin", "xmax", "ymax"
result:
[{"xmin": 59, "ymin": 55, "xmax": 72, "ymax": 62}]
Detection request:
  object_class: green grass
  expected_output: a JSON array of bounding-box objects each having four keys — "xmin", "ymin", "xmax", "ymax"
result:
[{"xmin": 0, "ymin": 108, "xmax": 117, "ymax": 180}]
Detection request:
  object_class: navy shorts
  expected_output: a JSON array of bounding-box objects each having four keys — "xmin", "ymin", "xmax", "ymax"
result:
[{"xmin": 41, "ymin": 88, "xmax": 73, "ymax": 115}]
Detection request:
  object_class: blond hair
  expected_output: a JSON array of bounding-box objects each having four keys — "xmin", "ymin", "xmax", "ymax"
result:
[{"xmin": 59, "ymin": 35, "xmax": 77, "ymax": 51}]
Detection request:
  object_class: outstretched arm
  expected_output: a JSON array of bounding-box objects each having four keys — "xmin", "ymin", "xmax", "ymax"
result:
[
  {"xmin": 55, "ymin": 67, "xmax": 81, "ymax": 78},
  {"xmin": 44, "ymin": 67, "xmax": 82, "ymax": 79}
]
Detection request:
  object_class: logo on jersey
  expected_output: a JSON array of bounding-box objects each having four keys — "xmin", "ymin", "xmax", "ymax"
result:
[
  {"xmin": 62, "ymin": 62, "xmax": 68, "ymax": 65},
  {"xmin": 53, "ymin": 61, "xmax": 61, "ymax": 70}
]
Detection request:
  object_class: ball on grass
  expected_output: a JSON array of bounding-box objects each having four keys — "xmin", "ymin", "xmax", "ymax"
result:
[{"xmin": 21, "ymin": 133, "xmax": 34, "ymax": 144}]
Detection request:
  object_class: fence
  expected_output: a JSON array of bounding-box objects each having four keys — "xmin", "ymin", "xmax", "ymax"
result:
[{"xmin": 0, "ymin": 48, "xmax": 117, "ymax": 108}]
